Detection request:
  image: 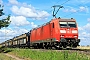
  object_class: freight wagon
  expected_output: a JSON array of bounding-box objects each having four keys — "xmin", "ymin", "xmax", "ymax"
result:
[
  {"xmin": 1, "ymin": 33, "xmax": 30, "ymax": 48},
  {"xmin": 12, "ymin": 33, "xmax": 30, "ymax": 48}
]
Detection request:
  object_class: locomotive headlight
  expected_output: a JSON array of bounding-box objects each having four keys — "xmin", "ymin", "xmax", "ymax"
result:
[
  {"xmin": 60, "ymin": 30, "xmax": 66, "ymax": 33},
  {"xmin": 72, "ymin": 30, "xmax": 77, "ymax": 33},
  {"xmin": 74, "ymin": 36, "xmax": 77, "ymax": 37},
  {"xmin": 60, "ymin": 35, "xmax": 64, "ymax": 37}
]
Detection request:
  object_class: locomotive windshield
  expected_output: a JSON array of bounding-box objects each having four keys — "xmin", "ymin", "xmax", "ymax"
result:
[
  {"xmin": 68, "ymin": 22, "xmax": 76, "ymax": 27},
  {"xmin": 59, "ymin": 22, "xmax": 67, "ymax": 27},
  {"xmin": 59, "ymin": 21, "xmax": 76, "ymax": 28}
]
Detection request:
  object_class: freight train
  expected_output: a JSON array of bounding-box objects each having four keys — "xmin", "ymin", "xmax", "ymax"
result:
[{"xmin": 0, "ymin": 17, "xmax": 80, "ymax": 49}]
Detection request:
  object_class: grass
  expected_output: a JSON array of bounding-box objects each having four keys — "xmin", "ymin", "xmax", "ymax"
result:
[
  {"xmin": 0, "ymin": 53, "xmax": 16, "ymax": 60},
  {"xmin": 4, "ymin": 48, "xmax": 90, "ymax": 60}
]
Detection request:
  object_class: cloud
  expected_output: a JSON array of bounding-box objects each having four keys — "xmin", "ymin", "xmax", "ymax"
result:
[
  {"xmin": 16, "ymin": 28, "xmax": 29, "ymax": 34},
  {"xmin": 8, "ymin": 0, "xmax": 18, "ymax": 5},
  {"xmin": 63, "ymin": 6, "xmax": 89, "ymax": 14},
  {"xmin": 75, "ymin": 0, "xmax": 90, "ymax": 4},
  {"xmin": 79, "ymin": 29, "xmax": 90, "ymax": 46},
  {"xmin": 63, "ymin": 6, "xmax": 77, "ymax": 13},
  {"xmin": 70, "ymin": 9, "xmax": 77, "ymax": 12},
  {"xmin": 83, "ymin": 18, "xmax": 90, "ymax": 31},
  {"xmin": 79, "ymin": 23, "xmax": 90, "ymax": 37},
  {"xmin": 11, "ymin": 5, "xmax": 49, "ymax": 20},
  {"xmin": 0, "ymin": 28, "xmax": 29, "ymax": 43},
  {"xmin": 79, "ymin": 31, "xmax": 90, "ymax": 46},
  {"xmin": 78, "ymin": 27, "xmax": 84, "ymax": 31},
  {"xmin": 79, "ymin": 7, "xmax": 86, "ymax": 11},
  {"xmin": 63, "ymin": 8, "xmax": 77, "ymax": 13},
  {"xmin": 79, "ymin": 6, "xmax": 89, "ymax": 13},
  {"xmin": 30, "ymin": 22, "xmax": 37, "ymax": 28},
  {"xmin": 83, "ymin": 23, "xmax": 90, "ymax": 32},
  {"xmin": 9, "ymin": 0, "xmax": 50, "ymax": 20},
  {"xmin": 69, "ymin": 0, "xmax": 90, "ymax": 4},
  {"xmin": 8, "ymin": 0, "xmax": 35, "ymax": 9},
  {"xmin": 78, "ymin": 18, "xmax": 90, "ymax": 45},
  {"xmin": 10, "ymin": 16, "xmax": 30, "ymax": 26},
  {"xmin": 87, "ymin": 18, "xmax": 90, "ymax": 22},
  {"xmin": 0, "ymin": 0, "xmax": 3, "ymax": 4},
  {"xmin": 63, "ymin": 9, "xmax": 69, "ymax": 12}
]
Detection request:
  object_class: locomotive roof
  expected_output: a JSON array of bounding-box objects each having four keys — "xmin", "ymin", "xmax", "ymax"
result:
[
  {"xmin": 32, "ymin": 18, "xmax": 76, "ymax": 30},
  {"xmin": 59, "ymin": 18, "xmax": 76, "ymax": 21},
  {"xmin": 53, "ymin": 17, "xmax": 76, "ymax": 21}
]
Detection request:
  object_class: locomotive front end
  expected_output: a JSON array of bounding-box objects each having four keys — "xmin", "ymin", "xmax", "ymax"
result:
[{"xmin": 59, "ymin": 19, "xmax": 80, "ymax": 48}]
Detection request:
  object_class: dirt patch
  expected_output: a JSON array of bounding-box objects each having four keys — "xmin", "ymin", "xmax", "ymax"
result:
[{"xmin": 5, "ymin": 53, "xmax": 24, "ymax": 60}]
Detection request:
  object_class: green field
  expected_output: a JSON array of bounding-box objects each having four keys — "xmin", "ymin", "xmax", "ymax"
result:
[{"xmin": 3, "ymin": 48, "xmax": 89, "ymax": 60}]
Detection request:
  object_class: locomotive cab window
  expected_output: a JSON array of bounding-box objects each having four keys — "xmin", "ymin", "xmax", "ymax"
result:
[
  {"xmin": 68, "ymin": 22, "xmax": 76, "ymax": 28},
  {"xmin": 59, "ymin": 21, "xmax": 76, "ymax": 28},
  {"xmin": 59, "ymin": 22, "xmax": 67, "ymax": 27}
]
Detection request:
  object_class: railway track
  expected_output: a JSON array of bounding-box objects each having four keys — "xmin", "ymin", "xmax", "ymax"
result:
[
  {"xmin": 30, "ymin": 48, "xmax": 90, "ymax": 55},
  {"xmin": 1, "ymin": 47, "xmax": 90, "ymax": 56}
]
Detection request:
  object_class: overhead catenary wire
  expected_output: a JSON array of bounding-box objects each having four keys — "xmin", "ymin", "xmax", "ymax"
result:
[
  {"xmin": 62, "ymin": 1, "xmax": 90, "ymax": 17},
  {"xmin": 63, "ymin": 10, "xmax": 79, "ymax": 17},
  {"xmin": 61, "ymin": 0, "xmax": 71, "ymax": 5},
  {"xmin": 56, "ymin": 0, "xmax": 71, "ymax": 5},
  {"xmin": 55, "ymin": 0, "xmax": 90, "ymax": 18},
  {"xmin": 36, "ymin": 0, "xmax": 71, "ymax": 18}
]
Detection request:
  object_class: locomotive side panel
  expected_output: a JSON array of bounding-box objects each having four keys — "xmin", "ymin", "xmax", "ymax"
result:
[
  {"xmin": 36, "ymin": 28, "xmax": 41, "ymax": 41},
  {"xmin": 30, "ymin": 23, "xmax": 52, "ymax": 43},
  {"xmin": 31, "ymin": 30, "xmax": 36, "ymax": 42},
  {"xmin": 42, "ymin": 24, "xmax": 51, "ymax": 41}
]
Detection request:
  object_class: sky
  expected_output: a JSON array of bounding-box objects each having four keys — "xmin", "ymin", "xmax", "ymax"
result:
[{"xmin": 0, "ymin": 0, "xmax": 90, "ymax": 46}]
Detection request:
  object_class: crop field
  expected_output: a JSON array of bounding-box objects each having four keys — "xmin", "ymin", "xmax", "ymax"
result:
[{"xmin": 2, "ymin": 48, "xmax": 89, "ymax": 60}]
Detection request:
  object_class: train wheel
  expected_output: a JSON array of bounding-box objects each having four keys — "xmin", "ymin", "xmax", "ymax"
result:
[
  {"xmin": 39, "ymin": 43, "xmax": 44, "ymax": 49},
  {"xmin": 63, "ymin": 43, "xmax": 67, "ymax": 48},
  {"xmin": 44, "ymin": 45, "xmax": 48, "ymax": 49},
  {"xmin": 72, "ymin": 43, "xmax": 78, "ymax": 48},
  {"xmin": 44, "ymin": 43, "xmax": 47, "ymax": 49},
  {"xmin": 54, "ymin": 46, "xmax": 59, "ymax": 49},
  {"xmin": 37, "ymin": 43, "xmax": 40, "ymax": 49},
  {"xmin": 45, "ymin": 43, "xmax": 50, "ymax": 49},
  {"xmin": 50, "ymin": 42, "xmax": 53, "ymax": 49}
]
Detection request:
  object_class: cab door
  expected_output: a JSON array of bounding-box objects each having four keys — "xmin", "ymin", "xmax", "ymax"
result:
[{"xmin": 50, "ymin": 23, "xmax": 55, "ymax": 41}]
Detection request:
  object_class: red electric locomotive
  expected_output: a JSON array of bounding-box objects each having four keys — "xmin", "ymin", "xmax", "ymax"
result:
[{"xmin": 30, "ymin": 17, "xmax": 80, "ymax": 48}]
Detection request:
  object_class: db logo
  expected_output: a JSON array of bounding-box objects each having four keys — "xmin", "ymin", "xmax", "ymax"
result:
[{"xmin": 67, "ymin": 31, "xmax": 70, "ymax": 33}]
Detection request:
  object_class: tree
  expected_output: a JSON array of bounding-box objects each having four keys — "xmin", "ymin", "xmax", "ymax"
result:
[{"xmin": 0, "ymin": 5, "xmax": 11, "ymax": 29}]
